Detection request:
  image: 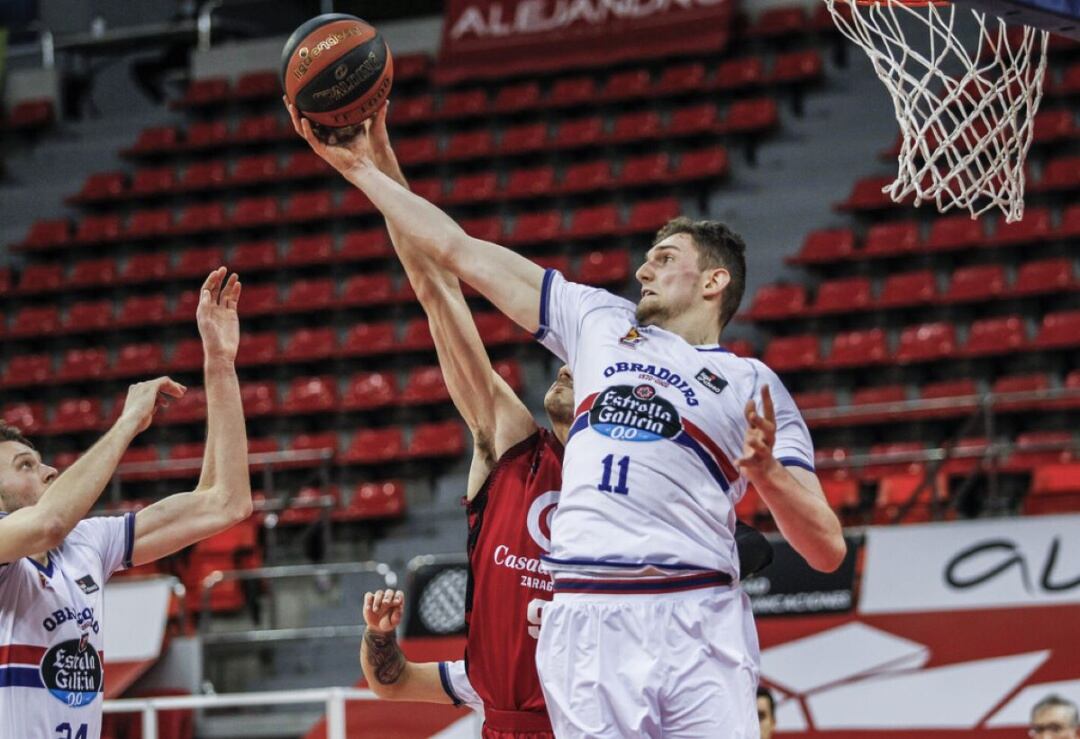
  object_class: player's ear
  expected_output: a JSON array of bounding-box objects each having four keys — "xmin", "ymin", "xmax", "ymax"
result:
[{"xmin": 702, "ymin": 266, "xmax": 731, "ymax": 298}]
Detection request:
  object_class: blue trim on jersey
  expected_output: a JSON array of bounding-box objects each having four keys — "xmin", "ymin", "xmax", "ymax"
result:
[
  {"xmin": 554, "ymin": 573, "xmax": 731, "ymax": 593},
  {"xmin": 28, "ymin": 554, "xmax": 54, "ymax": 578},
  {"xmin": 541, "ymin": 556, "xmax": 710, "ymax": 571},
  {"xmin": 566, "ymin": 412, "xmax": 589, "ymax": 441},
  {"xmin": 778, "ymin": 457, "xmax": 815, "ymax": 473},
  {"xmin": 123, "ymin": 511, "xmax": 136, "ymax": 569},
  {"xmin": 437, "ymin": 661, "xmax": 462, "ymax": 706},
  {"xmin": 533, "ymin": 268, "xmax": 557, "ymax": 341},
  {"xmin": 672, "ymin": 431, "xmax": 731, "ymax": 492},
  {"xmin": 0, "ymin": 666, "xmax": 45, "ymax": 689},
  {"xmin": 695, "ymin": 345, "xmax": 732, "ymax": 353}
]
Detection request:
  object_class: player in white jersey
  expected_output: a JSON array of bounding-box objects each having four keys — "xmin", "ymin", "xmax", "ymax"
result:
[
  {"xmin": 286, "ymin": 104, "xmax": 846, "ymax": 737},
  {"xmin": 0, "ymin": 268, "xmax": 252, "ymax": 739}
]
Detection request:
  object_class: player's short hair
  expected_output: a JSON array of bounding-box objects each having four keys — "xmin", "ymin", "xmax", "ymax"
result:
[
  {"xmin": 0, "ymin": 423, "xmax": 33, "ymax": 450},
  {"xmin": 654, "ymin": 217, "xmax": 747, "ymax": 329},
  {"xmin": 757, "ymin": 685, "xmax": 776, "ymax": 715},
  {"xmin": 1032, "ymin": 694, "xmax": 1079, "ymax": 725}
]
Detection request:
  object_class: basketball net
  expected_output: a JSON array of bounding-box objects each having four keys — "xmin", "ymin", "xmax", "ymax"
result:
[{"xmin": 825, "ymin": 0, "xmax": 1050, "ymax": 222}]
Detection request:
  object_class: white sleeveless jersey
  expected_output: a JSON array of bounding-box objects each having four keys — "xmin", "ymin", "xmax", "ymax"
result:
[
  {"xmin": 0, "ymin": 511, "xmax": 134, "ymax": 739},
  {"xmin": 534, "ymin": 270, "xmax": 814, "ymax": 581}
]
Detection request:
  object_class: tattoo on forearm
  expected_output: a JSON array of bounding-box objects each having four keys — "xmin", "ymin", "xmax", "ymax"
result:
[{"xmin": 364, "ymin": 630, "xmax": 406, "ymax": 685}]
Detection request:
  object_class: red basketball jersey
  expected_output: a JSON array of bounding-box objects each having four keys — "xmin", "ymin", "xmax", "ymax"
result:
[{"xmin": 465, "ymin": 428, "xmax": 564, "ymax": 714}]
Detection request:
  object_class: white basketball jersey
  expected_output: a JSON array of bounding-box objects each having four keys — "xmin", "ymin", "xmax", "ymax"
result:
[
  {"xmin": 0, "ymin": 511, "xmax": 134, "ymax": 739},
  {"xmin": 534, "ymin": 270, "xmax": 814, "ymax": 581}
]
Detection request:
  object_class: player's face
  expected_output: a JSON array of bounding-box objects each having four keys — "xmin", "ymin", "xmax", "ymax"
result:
[
  {"xmin": 634, "ymin": 233, "xmax": 704, "ymax": 327},
  {"xmin": 544, "ymin": 365, "xmax": 574, "ymax": 426},
  {"xmin": 1031, "ymin": 706, "xmax": 1079, "ymax": 738},
  {"xmin": 757, "ymin": 696, "xmax": 776, "ymax": 739},
  {"xmin": 0, "ymin": 441, "xmax": 57, "ymax": 513}
]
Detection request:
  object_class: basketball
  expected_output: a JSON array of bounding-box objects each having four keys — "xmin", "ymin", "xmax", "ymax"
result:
[{"xmin": 280, "ymin": 13, "xmax": 393, "ymax": 131}]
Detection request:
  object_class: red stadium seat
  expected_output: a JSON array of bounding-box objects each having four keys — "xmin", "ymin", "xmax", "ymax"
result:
[
  {"xmin": 394, "ymin": 134, "xmax": 439, "ymax": 166},
  {"xmin": 506, "ymin": 165, "xmax": 557, "ymax": 200},
  {"xmin": 340, "ymin": 322, "xmax": 396, "ymax": 358},
  {"xmin": 1034, "ymin": 309, "xmax": 1080, "ymax": 348},
  {"xmin": 339, "ymin": 228, "xmax": 390, "ymax": 262},
  {"xmin": 237, "ymin": 284, "xmax": 279, "ymax": 317},
  {"xmin": 943, "ymin": 264, "xmax": 1006, "ymax": 303},
  {"xmin": 561, "ymin": 161, "xmax": 614, "ymax": 194},
  {"xmin": 125, "ymin": 208, "xmax": 173, "ymax": 239},
  {"xmin": 770, "ymin": 50, "xmax": 824, "ymax": 85},
  {"xmin": 343, "ymin": 371, "xmax": 399, "ymax": 411},
  {"xmin": 176, "ymin": 77, "xmax": 229, "ymax": 107},
  {"xmin": 534, "ymin": 254, "xmax": 572, "ymax": 276},
  {"xmin": 290, "ymin": 432, "xmax": 338, "ymax": 457},
  {"xmin": 749, "ymin": 6, "xmax": 807, "ymax": 38},
  {"xmin": 282, "ymin": 328, "xmax": 336, "ymax": 362},
  {"xmin": 175, "ymin": 202, "xmax": 226, "ymax": 234},
  {"xmin": 284, "ymin": 234, "xmax": 334, "ymax": 266},
  {"xmin": 343, "ymin": 428, "xmax": 405, "ymax": 465},
  {"xmin": 1012, "ymin": 257, "xmax": 1075, "ymax": 296},
  {"xmin": 552, "ymin": 116, "xmax": 604, "ymax": 149},
  {"xmin": 610, "ymin": 110, "xmax": 662, "ymax": 144},
  {"xmin": 895, "ymin": 322, "xmax": 957, "ymax": 363},
  {"xmin": 410, "ymin": 178, "xmax": 444, "ymax": 203},
  {"xmin": 281, "ymin": 376, "xmax": 337, "ymax": 415},
  {"xmin": 460, "ymin": 216, "xmax": 504, "ymax": 243},
  {"xmin": 167, "ymin": 338, "xmax": 203, "ymax": 371},
  {"xmin": 494, "ymin": 360, "xmax": 524, "ymax": 391},
  {"xmin": 283, "ymin": 150, "xmax": 333, "ymax": 180},
  {"xmin": 811, "ymin": 276, "xmax": 872, "ymax": 315},
  {"xmin": 653, "ymin": 62, "xmax": 707, "ymax": 97},
  {"xmin": 17, "ymin": 264, "xmax": 64, "ymax": 293},
  {"xmin": 169, "ymin": 291, "xmax": 200, "ymax": 324},
  {"xmin": 230, "ymin": 240, "xmax": 278, "ymax": 272},
  {"xmin": 1027, "ymin": 463, "xmax": 1080, "ymax": 515},
  {"xmin": 865, "ymin": 220, "xmax": 921, "ymax": 257},
  {"xmin": 49, "ymin": 398, "xmax": 102, "ymax": 434},
  {"xmin": 621, "ymin": 153, "xmax": 670, "ymax": 187},
  {"xmin": 1034, "ymin": 155, "xmax": 1080, "ymax": 191},
  {"xmin": 394, "ymin": 52, "xmax": 431, "ymax": 80},
  {"xmin": 282, "ymin": 280, "xmax": 334, "ymax": 316},
  {"xmin": 991, "ymin": 206, "xmax": 1053, "ymax": 245},
  {"xmin": 992, "ymin": 373, "xmax": 1050, "ymax": 412},
  {"xmin": 230, "ymin": 154, "xmax": 278, "ymax": 184},
  {"xmin": 339, "ymin": 273, "xmax": 394, "ymax": 307},
  {"xmin": 1004, "ymin": 431, "xmax": 1075, "ymax": 472},
  {"xmin": 576, "ymin": 250, "xmax": 630, "ymax": 286},
  {"xmin": 825, "ymin": 329, "xmax": 889, "ymax": 368},
  {"xmin": 3, "ymin": 402, "xmax": 46, "ymax": 434},
  {"xmin": 231, "ymin": 196, "xmax": 280, "ymax": 227},
  {"xmin": 599, "ymin": 69, "xmax": 651, "ymax": 102},
  {"xmin": 73, "ymin": 171, "xmax": 125, "ymax": 202},
  {"xmin": 407, "ymin": 421, "xmax": 466, "ymax": 459},
  {"xmin": 400, "ymin": 318, "xmax": 435, "ymax": 351},
  {"xmin": 499, "ymin": 122, "xmax": 548, "ymax": 155},
  {"xmin": 492, "ymin": 81, "xmax": 542, "ymax": 113},
  {"xmin": 69, "ymin": 258, "xmax": 116, "ymax": 289},
  {"xmin": 793, "ymin": 390, "xmax": 837, "ymax": 412},
  {"xmin": 445, "ymin": 129, "xmax": 494, "ymax": 161},
  {"xmin": 565, "ymin": 204, "xmax": 620, "ymax": 239},
  {"xmin": 788, "ymin": 228, "xmax": 855, "ymax": 265},
  {"xmin": 666, "ymin": 103, "xmax": 719, "ymax": 138},
  {"xmin": 239, "ymin": 382, "xmax": 277, "ymax": 418},
  {"xmin": 235, "ymin": 70, "xmax": 279, "ymax": 99},
  {"xmin": 624, "ymin": 197, "xmax": 680, "ymax": 234},
  {"xmin": 174, "ymin": 246, "xmax": 224, "ymax": 278},
  {"xmin": 764, "ymin": 335, "xmax": 820, "ymax": 372},
  {"xmin": 277, "ymin": 485, "xmax": 338, "ymax": 526},
  {"xmin": 401, "ymin": 366, "xmax": 449, "ymax": 405},
  {"xmin": 64, "ymin": 300, "xmax": 113, "ymax": 333},
  {"xmin": 185, "ymin": 119, "xmax": 229, "ymax": 150},
  {"xmin": 76, "ymin": 214, "xmax": 123, "ymax": 244},
  {"xmin": 746, "ymin": 284, "xmax": 806, "ymax": 320},
  {"xmin": 120, "ymin": 252, "xmax": 170, "ymax": 284},
  {"xmin": 670, "ymin": 147, "xmax": 729, "ymax": 182},
  {"xmin": 548, "ymin": 77, "xmax": 596, "ymax": 107},
  {"xmin": 474, "ymin": 312, "xmax": 521, "ymax": 345},
  {"xmin": 853, "ymin": 386, "xmax": 909, "ymax": 418},
  {"xmin": 926, "ymin": 214, "xmax": 985, "ymax": 251},
  {"xmin": 18, "ymin": 219, "xmax": 70, "ymax": 251},
  {"xmin": 439, "ymin": 89, "xmax": 488, "ymax": 119},
  {"xmin": 56, "ymin": 348, "xmax": 108, "ymax": 382},
  {"xmin": 113, "ymin": 343, "xmax": 162, "ymax": 378},
  {"xmin": 127, "ymin": 126, "xmax": 177, "ymax": 155},
  {"xmin": 232, "ymin": 113, "xmax": 281, "ymax": 143},
  {"xmin": 447, "ymin": 171, "xmax": 499, "ymax": 204},
  {"xmin": 180, "ymin": 160, "xmax": 227, "ymax": 191},
  {"xmin": 283, "ymin": 190, "xmax": 334, "ymax": 223},
  {"xmin": 716, "ymin": 99, "xmax": 778, "ymax": 134},
  {"xmin": 2, "ymin": 355, "xmax": 52, "ymax": 387},
  {"xmin": 836, "ymin": 176, "xmax": 896, "ymax": 212},
  {"xmin": 115, "ymin": 295, "xmax": 166, "ymax": 328},
  {"xmin": 389, "ymin": 94, "xmax": 434, "ymax": 124},
  {"xmin": 507, "ymin": 211, "xmax": 562, "ymax": 245},
  {"xmin": 879, "ymin": 270, "xmax": 938, "ymax": 308},
  {"xmin": 234, "ymin": 333, "xmax": 277, "ymax": 367},
  {"xmin": 131, "ymin": 166, "xmax": 176, "ymax": 196},
  {"xmin": 336, "ymin": 480, "xmax": 407, "ymax": 521},
  {"xmin": 1062, "ymin": 205, "xmax": 1080, "ymax": 239},
  {"xmin": 713, "ymin": 57, "xmax": 765, "ymax": 92},
  {"xmin": 9, "ymin": 306, "xmax": 60, "ymax": 338},
  {"xmin": 161, "ymin": 388, "xmax": 207, "ymax": 425}
]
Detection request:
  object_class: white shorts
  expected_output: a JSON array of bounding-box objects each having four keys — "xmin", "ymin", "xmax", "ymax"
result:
[{"xmin": 535, "ymin": 582, "xmax": 760, "ymax": 738}]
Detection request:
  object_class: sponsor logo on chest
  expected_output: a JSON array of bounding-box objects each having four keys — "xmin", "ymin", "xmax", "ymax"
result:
[{"xmin": 602, "ymin": 361, "xmax": 700, "ymax": 407}]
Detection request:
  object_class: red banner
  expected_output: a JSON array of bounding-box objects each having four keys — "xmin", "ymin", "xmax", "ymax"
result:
[{"xmin": 436, "ymin": 0, "xmax": 734, "ymax": 84}]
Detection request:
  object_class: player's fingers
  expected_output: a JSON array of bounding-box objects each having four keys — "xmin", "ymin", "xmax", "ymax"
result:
[
  {"xmin": 225, "ymin": 281, "xmax": 241, "ymax": 311},
  {"xmin": 221, "ymin": 272, "xmax": 239, "ymax": 305},
  {"xmin": 373, "ymin": 590, "xmax": 385, "ymax": 612},
  {"xmin": 762, "ymin": 385, "xmax": 775, "ymax": 423},
  {"xmin": 744, "ymin": 398, "xmax": 756, "ymax": 423},
  {"xmin": 200, "ymin": 268, "xmax": 220, "ymax": 295},
  {"xmin": 394, "ymin": 590, "xmax": 404, "ymax": 603},
  {"xmin": 155, "ymin": 377, "xmax": 187, "ymax": 398},
  {"xmin": 284, "ymin": 97, "xmax": 303, "ymax": 135},
  {"xmin": 363, "ymin": 592, "xmax": 373, "ymax": 613}
]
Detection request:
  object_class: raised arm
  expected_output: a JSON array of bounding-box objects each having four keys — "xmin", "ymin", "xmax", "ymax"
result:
[
  {"xmin": 359, "ymin": 589, "xmax": 457, "ymax": 704},
  {"xmin": 364, "ymin": 107, "xmax": 536, "ymax": 490},
  {"xmin": 131, "ymin": 269, "xmax": 252, "ymax": 566},
  {"xmin": 285, "ymin": 99, "xmax": 546, "ymax": 334},
  {"xmin": 0, "ymin": 378, "xmax": 184, "ymax": 563}
]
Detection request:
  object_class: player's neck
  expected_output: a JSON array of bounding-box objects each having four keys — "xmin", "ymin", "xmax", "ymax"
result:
[
  {"xmin": 31, "ymin": 552, "xmax": 49, "ymax": 567},
  {"xmin": 656, "ymin": 310, "xmax": 720, "ymax": 347},
  {"xmin": 552, "ymin": 419, "xmax": 570, "ymax": 446}
]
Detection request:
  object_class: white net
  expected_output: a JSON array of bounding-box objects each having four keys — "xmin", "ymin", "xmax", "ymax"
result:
[{"xmin": 825, "ymin": 0, "xmax": 1050, "ymax": 222}]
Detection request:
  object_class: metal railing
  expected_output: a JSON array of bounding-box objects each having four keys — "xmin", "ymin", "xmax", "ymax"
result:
[{"xmin": 103, "ymin": 686, "xmax": 376, "ymax": 739}]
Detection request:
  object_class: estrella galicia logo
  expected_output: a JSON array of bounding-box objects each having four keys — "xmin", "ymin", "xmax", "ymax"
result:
[
  {"xmin": 41, "ymin": 639, "xmax": 102, "ymax": 708},
  {"xmin": 590, "ymin": 385, "xmax": 681, "ymax": 442},
  {"xmin": 695, "ymin": 368, "xmax": 728, "ymax": 395},
  {"xmin": 75, "ymin": 575, "xmax": 99, "ymax": 594}
]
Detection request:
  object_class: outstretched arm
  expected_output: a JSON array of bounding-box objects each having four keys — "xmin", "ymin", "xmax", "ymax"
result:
[
  {"xmin": 0, "ymin": 378, "xmax": 184, "ymax": 563},
  {"xmin": 365, "ymin": 107, "xmax": 536, "ymax": 490},
  {"xmin": 285, "ymin": 99, "xmax": 546, "ymax": 334},
  {"xmin": 131, "ymin": 269, "xmax": 252, "ymax": 566},
  {"xmin": 359, "ymin": 589, "xmax": 456, "ymax": 704}
]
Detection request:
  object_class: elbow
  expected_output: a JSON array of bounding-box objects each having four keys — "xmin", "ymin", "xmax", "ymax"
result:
[
  {"xmin": 810, "ymin": 534, "xmax": 848, "ymax": 573},
  {"xmin": 228, "ymin": 496, "xmax": 253, "ymax": 524}
]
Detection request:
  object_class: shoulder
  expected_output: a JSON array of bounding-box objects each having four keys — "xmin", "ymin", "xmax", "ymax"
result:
[{"xmin": 545, "ymin": 270, "xmax": 636, "ymax": 317}]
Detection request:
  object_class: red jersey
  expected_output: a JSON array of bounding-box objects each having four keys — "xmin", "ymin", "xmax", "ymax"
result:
[{"xmin": 464, "ymin": 427, "xmax": 564, "ymax": 719}]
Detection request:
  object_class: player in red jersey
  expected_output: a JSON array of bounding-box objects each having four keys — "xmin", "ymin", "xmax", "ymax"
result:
[{"xmin": 347, "ymin": 104, "xmax": 570, "ymax": 738}]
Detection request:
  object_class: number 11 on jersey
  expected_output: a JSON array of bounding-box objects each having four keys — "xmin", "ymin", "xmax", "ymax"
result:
[{"xmin": 598, "ymin": 454, "xmax": 630, "ymax": 495}]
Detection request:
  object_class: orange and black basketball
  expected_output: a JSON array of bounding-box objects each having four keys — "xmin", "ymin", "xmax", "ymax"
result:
[{"xmin": 281, "ymin": 13, "xmax": 393, "ymax": 136}]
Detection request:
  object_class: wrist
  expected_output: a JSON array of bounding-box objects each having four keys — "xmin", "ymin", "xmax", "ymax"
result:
[
  {"xmin": 745, "ymin": 455, "xmax": 784, "ymax": 490},
  {"xmin": 364, "ymin": 625, "xmax": 396, "ymax": 638},
  {"xmin": 112, "ymin": 413, "xmax": 142, "ymax": 438},
  {"xmin": 203, "ymin": 355, "xmax": 237, "ymax": 372}
]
